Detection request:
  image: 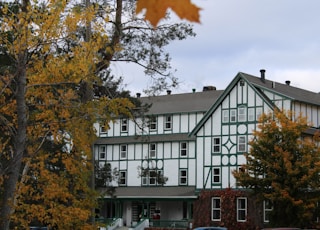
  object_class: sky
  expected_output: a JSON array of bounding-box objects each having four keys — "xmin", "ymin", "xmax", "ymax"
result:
[{"xmin": 111, "ymin": 0, "xmax": 320, "ymax": 96}]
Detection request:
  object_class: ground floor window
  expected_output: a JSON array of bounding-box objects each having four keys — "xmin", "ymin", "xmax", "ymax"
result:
[
  {"xmin": 237, "ymin": 197, "xmax": 247, "ymax": 222},
  {"xmin": 212, "ymin": 197, "xmax": 221, "ymax": 221},
  {"xmin": 264, "ymin": 200, "xmax": 272, "ymax": 223}
]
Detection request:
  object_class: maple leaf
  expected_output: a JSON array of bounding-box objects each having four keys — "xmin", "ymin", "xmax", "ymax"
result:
[{"xmin": 136, "ymin": 0, "xmax": 201, "ymax": 27}]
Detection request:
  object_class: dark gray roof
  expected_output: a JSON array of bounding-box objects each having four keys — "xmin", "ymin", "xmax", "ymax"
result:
[
  {"xmin": 241, "ymin": 72, "xmax": 320, "ymax": 106},
  {"xmin": 138, "ymin": 90, "xmax": 224, "ymax": 114},
  {"xmin": 101, "ymin": 186, "xmax": 197, "ymax": 199},
  {"xmin": 95, "ymin": 133, "xmax": 195, "ymax": 145}
]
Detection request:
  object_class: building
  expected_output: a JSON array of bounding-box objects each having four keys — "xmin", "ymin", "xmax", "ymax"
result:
[{"xmin": 93, "ymin": 70, "xmax": 320, "ymax": 229}]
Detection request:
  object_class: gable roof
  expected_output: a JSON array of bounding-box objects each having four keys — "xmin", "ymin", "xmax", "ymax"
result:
[
  {"xmin": 241, "ymin": 72, "xmax": 320, "ymax": 106},
  {"xmin": 190, "ymin": 72, "xmax": 320, "ymax": 136}
]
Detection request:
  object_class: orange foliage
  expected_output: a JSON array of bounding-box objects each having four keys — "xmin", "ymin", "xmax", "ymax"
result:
[{"xmin": 136, "ymin": 0, "xmax": 201, "ymax": 27}]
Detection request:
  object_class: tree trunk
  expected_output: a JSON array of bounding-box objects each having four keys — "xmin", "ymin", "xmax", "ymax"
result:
[
  {"xmin": 0, "ymin": 52, "xmax": 27, "ymax": 230},
  {"xmin": 0, "ymin": 1, "xmax": 29, "ymax": 228}
]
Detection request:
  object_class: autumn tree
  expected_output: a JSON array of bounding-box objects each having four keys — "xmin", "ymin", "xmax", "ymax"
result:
[
  {"xmin": 0, "ymin": 0, "xmax": 201, "ymax": 229},
  {"xmin": 233, "ymin": 110, "xmax": 320, "ymax": 228},
  {"xmin": 0, "ymin": 1, "xmax": 133, "ymax": 229}
]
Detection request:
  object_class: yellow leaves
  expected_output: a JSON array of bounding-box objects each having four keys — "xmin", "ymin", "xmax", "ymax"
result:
[{"xmin": 136, "ymin": 0, "xmax": 201, "ymax": 27}]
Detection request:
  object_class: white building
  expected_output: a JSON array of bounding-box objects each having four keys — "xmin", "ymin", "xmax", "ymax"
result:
[{"xmin": 93, "ymin": 70, "xmax": 320, "ymax": 228}]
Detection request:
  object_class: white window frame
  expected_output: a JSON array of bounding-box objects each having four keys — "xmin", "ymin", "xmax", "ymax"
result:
[
  {"xmin": 149, "ymin": 143, "xmax": 156, "ymax": 158},
  {"xmin": 222, "ymin": 110, "xmax": 229, "ymax": 123},
  {"xmin": 119, "ymin": 171, "xmax": 127, "ymax": 186},
  {"xmin": 237, "ymin": 197, "xmax": 247, "ymax": 222},
  {"xmin": 100, "ymin": 125, "xmax": 107, "ymax": 133},
  {"xmin": 256, "ymin": 107, "xmax": 263, "ymax": 121},
  {"xmin": 212, "ymin": 197, "xmax": 221, "ymax": 221},
  {"xmin": 263, "ymin": 200, "xmax": 273, "ymax": 223},
  {"xmin": 238, "ymin": 136, "xmax": 247, "ymax": 152},
  {"xmin": 120, "ymin": 144, "xmax": 127, "ymax": 159},
  {"xmin": 212, "ymin": 167, "xmax": 221, "ymax": 184},
  {"xmin": 180, "ymin": 142, "xmax": 188, "ymax": 157},
  {"xmin": 164, "ymin": 115, "xmax": 172, "ymax": 130},
  {"xmin": 99, "ymin": 145, "xmax": 106, "ymax": 159},
  {"xmin": 149, "ymin": 116, "xmax": 157, "ymax": 131},
  {"xmin": 142, "ymin": 170, "xmax": 163, "ymax": 186},
  {"xmin": 121, "ymin": 118, "xmax": 128, "ymax": 132},
  {"xmin": 179, "ymin": 169, "xmax": 188, "ymax": 185},
  {"xmin": 230, "ymin": 109, "xmax": 237, "ymax": 122},
  {"xmin": 248, "ymin": 108, "xmax": 255, "ymax": 121},
  {"xmin": 238, "ymin": 107, "xmax": 246, "ymax": 122},
  {"xmin": 213, "ymin": 137, "xmax": 221, "ymax": 153}
]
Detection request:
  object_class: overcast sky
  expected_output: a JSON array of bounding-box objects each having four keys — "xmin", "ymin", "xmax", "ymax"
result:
[{"xmin": 112, "ymin": 0, "xmax": 320, "ymax": 95}]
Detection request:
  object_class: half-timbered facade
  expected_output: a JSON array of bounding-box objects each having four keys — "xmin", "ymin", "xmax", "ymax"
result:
[{"xmin": 93, "ymin": 70, "xmax": 320, "ymax": 229}]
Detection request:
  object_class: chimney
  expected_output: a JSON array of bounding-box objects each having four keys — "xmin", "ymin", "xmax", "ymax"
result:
[
  {"xmin": 192, "ymin": 88, "xmax": 196, "ymax": 93},
  {"xmin": 285, "ymin": 80, "xmax": 291, "ymax": 86},
  {"xmin": 136, "ymin": 93, "xmax": 141, "ymax": 98},
  {"xmin": 166, "ymin": 90, "xmax": 171, "ymax": 95},
  {"xmin": 203, "ymin": 86, "xmax": 216, "ymax": 91},
  {"xmin": 260, "ymin": 69, "xmax": 266, "ymax": 82}
]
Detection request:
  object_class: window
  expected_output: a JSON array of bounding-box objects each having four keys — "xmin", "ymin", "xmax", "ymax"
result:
[
  {"xmin": 119, "ymin": 171, "xmax": 127, "ymax": 186},
  {"xmin": 237, "ymin": 197, "xmax": 247, "ymax": 222},
  {"xmin": 213, "ymin": 137, "xmax": 221, "ymax": 153},
  {"xmin": 238, "ymin": 136, "xmax": 246, "ymax": 152},
  {"xmin": 180, "ymin": 142, "xmax": 188, "ymax": 157},
  {"xmin": 238, "ymin": 107, "xmax": 246, "ymax": 122},
  {"xmin": 149, "ymin": 143, "xmax": 156, "ymax": 158},
  {"xmin": 142, "ymin": 170, "xmax": 163, "ymax": 186},
  {"xmin": 99, "ymin": 146, "xmax": 106, "ymax": 159},
  {"xmin": 212, "ymin": 197, "xmax": 221, "ymax": 221},
  {"xmin": 164, "ymin": 115, "xmax": 172, "ymax": 130},
  {"xmin": 121, "ymin": 119, "xmax": 128, "ymax": 132},
  {"xmin": 179, "ymin": 169, "xmax": 188, "ymax": 185},
  {"xmin": 256, "ymin": 107, "xmax": 263, "ymax": 121},
  {"xmin": 248, "ymin": 108, "xmax": 255, "ymax": 121},
  {"xmin": 230, "ymin": 109, "xmax": 236, "ymax": 122},
  {"xmin": 120, "ymin": 145, "xmax": 127, "ymax": 159},
  {"xmin": 264, "ymin": 200, "xmax": 273, "ymax": 223},
  {"xmin": 222, "ymin": 110, "xmax": 229, "ymax": 123},
  {"xmin": 212, "ymin": 167, "xmax": 221, "ymax": 183},
  {"xmin": 149, "ymin": 116, "xmax": 157, "ymax": 131},
  {"xmin": 100, "ymin": 125, "xmax": 107, "ymax": 133}
]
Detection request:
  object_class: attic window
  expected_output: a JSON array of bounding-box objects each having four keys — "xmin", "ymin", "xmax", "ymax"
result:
[{"xmin": 239, "ymin": 79, "xmax": 245, "ymax": 86}]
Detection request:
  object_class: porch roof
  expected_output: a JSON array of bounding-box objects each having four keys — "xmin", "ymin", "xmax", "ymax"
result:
[{"xmin": 101, "ymin": 186, "xmax": 198, "ymax": 200}]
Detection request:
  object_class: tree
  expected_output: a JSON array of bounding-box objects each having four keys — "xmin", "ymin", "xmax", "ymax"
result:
[
  {"xmin": 0, "ymin": 1, "xmax": 133, "ymax": 229},
  {"xmin": 233, "ymin": 110, "xmax": 320, "ymax": 228},
  {"xmin": 0, "ymin": 0, "xmax": 200, "ymax": 229}
]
